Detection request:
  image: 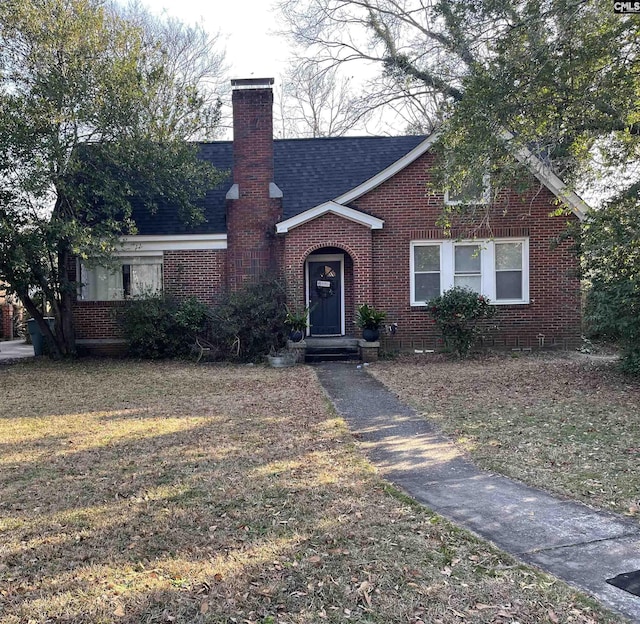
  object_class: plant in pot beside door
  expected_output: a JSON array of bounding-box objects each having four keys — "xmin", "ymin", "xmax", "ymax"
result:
[
  {"xmin": 357, "ymin": 304, "xmax": 386, "ymax": 342},
  {"xmin": 284, "ymin": 305, "xmax": 310, "ymax": 342}
]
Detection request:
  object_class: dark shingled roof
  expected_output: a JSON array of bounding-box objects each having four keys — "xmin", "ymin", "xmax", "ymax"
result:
[
  {"xmin": 132, "ymin": 142, "xmax": 232, "ymax": 236},
  {"xmin": 133, "ymin": 135, "xmax": 426, "ymax": 235}
]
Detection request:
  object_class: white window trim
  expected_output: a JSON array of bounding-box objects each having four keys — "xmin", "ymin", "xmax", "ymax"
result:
[
  {"xmin": 493, "ymin": 240, "xmax": 529, "ymax": 305},
  {"xmin": 409, "ymin": 242, "xmax": 442, "ymax": 308},
  {"xmin": 410, "ymin": 238, "xmax": 529, "ymax": 306},
  {"xmin": 77, "ymin": 254, "xmax": 164, "ymax": 301},
  {"xmin": 453, "ymin": 242, "xmax": 483, "ymax": 292},
  {"xmin": 444, "ymin": 172, "xmax": 491, "ymax": 206},
  {"xmin": 120, "ymin": 234, "xmax": 226, "ymax": 251}
]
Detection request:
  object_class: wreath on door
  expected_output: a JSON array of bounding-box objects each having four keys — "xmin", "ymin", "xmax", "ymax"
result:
[{"xmin": 315, "ymin": 266, "xmax": 337, "ymax": 299}]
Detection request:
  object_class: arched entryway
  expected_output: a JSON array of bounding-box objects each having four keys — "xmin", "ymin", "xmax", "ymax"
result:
[{"xmin": 305, "ymin": 247, "xmax": 355, "ymax": 336}]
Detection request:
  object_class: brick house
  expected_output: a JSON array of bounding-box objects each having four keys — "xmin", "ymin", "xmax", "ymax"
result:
[
  {"xmin": 1, "ymin": 283, "xmax": 13, "ymax": 340},
  {"xmin": 73, "ymin": 78, "xmax": 586, "ymax": 355},
  {"xmin": 0, "ymin": 283, "xmax": 23, "ymax": 341}
]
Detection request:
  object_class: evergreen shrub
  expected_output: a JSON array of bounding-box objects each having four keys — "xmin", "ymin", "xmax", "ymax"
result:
[{"xmin": 427, "ymin": 286, "xmax": 496, "ymax": 357}]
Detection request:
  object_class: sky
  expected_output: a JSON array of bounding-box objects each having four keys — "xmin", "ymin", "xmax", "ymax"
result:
[
  {"xmin": 141, "ymin": 0, "xmax": 292, "ymax": 80},
  {"xmin": 137, "ymin": 0, "xmax": 394, "ymax": 138}
]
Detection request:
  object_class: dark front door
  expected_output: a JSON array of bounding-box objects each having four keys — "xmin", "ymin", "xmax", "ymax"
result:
[{"xmin": 308, "ymin": 260, "xmax": 342, "ymax": 335}]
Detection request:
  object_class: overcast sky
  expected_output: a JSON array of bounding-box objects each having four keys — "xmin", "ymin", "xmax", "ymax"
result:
[
  {"xmin": 141, "ymin": 0, "xmax": 291, "ymax": 80},
  {"xmin": 139, "ymin": 0, "xmax": 394, "ymax": 138}
]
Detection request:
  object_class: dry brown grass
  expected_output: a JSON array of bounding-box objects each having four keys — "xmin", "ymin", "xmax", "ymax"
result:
[
  {"xmin": 370, "ymin": 352, "xmax": 640, "ymax": 519},
  {"xmin": 0, "ymin": 358, "xmax": 625, "ymax": 623}
]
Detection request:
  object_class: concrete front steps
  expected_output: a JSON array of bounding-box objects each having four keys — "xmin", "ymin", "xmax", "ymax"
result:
[{"xmin": 304, "ymin": 337, "xmax": 360, "ymax": 363}]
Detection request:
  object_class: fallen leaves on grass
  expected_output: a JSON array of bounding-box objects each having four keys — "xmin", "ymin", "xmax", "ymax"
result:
[
  {"xmin": 0, "ymin": 359, "xmax": 626, "ymax": 623},
  {"xmin": 371, "ymin": 353, "xmax": 640, "ymax": 518}
]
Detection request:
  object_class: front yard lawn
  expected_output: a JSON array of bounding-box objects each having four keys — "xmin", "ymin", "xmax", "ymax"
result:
[
  {"xmin": 371, "ymin": 353, "xmax": 640, "ymax": 519},
  {"xmin": 0, "ymin": 359, "xmax": 625, "ymax": 623}
]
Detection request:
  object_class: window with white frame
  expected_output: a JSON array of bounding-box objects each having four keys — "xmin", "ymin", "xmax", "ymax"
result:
[
  {"xmin": 444, "ymin": 173, "xmax": 490, "ymax": 205},
  {"xmin": 79, "ymin": 256, "xmax": 163, "ymax": 301},
  {"xmin": 410, "ymin": 239, "xmax": 528, "ymax": 305},
  {"xmin": 412, "ymin": 244, "xmax": 441, "ymax": 303},
  {"xmin": 495, "ymin": 242, "xmax": 523, "ymax": 301},
  {"xmin": 454, "ymin": 244, "xmax": 481, "ymax": 292}
]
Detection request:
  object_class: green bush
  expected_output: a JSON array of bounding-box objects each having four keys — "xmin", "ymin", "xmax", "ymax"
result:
[
  {"xmin": 583, "ymin": 197, "xmax": 640, "ymax": 375},
  {"xmin": 203, "ymin": 278, "xmax": 288, "ymax": 362},
  {"xmin": 356, "ymin": 303, "xmax": 387, "ymax": 330},
  {"xmin": 427, "ymin": 287, "xmax": 496, "ymax": 357},
  {"xmin": 118, "ymin": 280, "xmax": 289, "ymax": 362},
  {"xmin": 118, "ymin": 295, "xmax": 210, "ymax": 359},
  {"xmin": 284, "ymin": 304, "xmax": 311, "ymax": 332}
]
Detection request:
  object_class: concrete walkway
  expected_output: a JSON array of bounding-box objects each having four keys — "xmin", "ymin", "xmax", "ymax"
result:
[
  {"xmin": 315, "ymin": 362, "xmax": 640, "ymax": 623},
  {"xmin": 0, "ymin": 339, "xmax": 34, "ymax": 362}
]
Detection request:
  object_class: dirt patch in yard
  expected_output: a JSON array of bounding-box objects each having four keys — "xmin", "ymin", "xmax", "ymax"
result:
[
  {"xmin": 370, "ymin": 352, "xmax": 640, "ymax": 519},
  {"xmin": 0, "ymin": 359, "xmax": 626, "ymax": 623}
]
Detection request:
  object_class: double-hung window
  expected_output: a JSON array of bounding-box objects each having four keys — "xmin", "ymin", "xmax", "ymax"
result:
[
  {"xmin": 495, "ymin": 242, "xmax": 523, "ymax": 301},
  {"xmin": 412, "ymin": 245, "xmax": 441, "ymax": 303},
  {"xmin": 79, "ymin": 256, "xmax": 163, "ymax": 301},
  {"xmin": 410, "ymin": 239, "xmax": 528, "ymax": 305},
  {"xmin": 454, "ymin": 244, "xmax": 481, "ymax": 292}
]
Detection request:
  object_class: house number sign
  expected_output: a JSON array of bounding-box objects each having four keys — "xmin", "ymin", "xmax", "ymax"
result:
[{"xmin": 317, "ymin": 280, "xmax": 331, "ymax": 288}]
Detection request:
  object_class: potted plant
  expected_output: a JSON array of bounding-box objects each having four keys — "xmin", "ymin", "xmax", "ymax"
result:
[
  {"xmin": 284, "ymin": 305, "xmax": 310, "ymax": 342},
  {"xmin": 267, "ymin": 347, "xmax": 297, "ymax": 368},
  {"xmin": 356, "ymin": 303, "xmax": 386, "ymax": 342}
]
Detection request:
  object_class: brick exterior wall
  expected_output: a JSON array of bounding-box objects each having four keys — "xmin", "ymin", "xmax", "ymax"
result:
[
  {"xmin": 281, "ymin": 213, "xmax": 373, "ymax": 337},
  {"xmin": 355, "ymin": 152, "xmax": 581, "ymax": 350},
  {"xmin": 164, "ymin": 250, "xmax": 226, "ymax": 304},
  {"xmin": 74, "ymin": 301, "xmax": 125, "ymax": 342},
  {"xmin": 1, "ymin": 304, "xmax": 13, "ymax": 339},
  {"xmin": 73, "ymin": 249, "xmax": 228, "ymax": 354},
  {"xmin": 226, "ymin": 85, "xmax": 282, "ymax": 290},
  {"xmin": 278, "ymin": 151, "xmax": 581, "ymax": 349},
  {"xmin": 343, "ymin": 254, "xmax": 355, "ymax": 332}
]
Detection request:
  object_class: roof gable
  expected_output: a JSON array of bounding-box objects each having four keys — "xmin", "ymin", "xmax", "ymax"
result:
[
  {"xmin": 333, "ymin": 133, "xmax": 440, "ymax": 205},
  {"xmin": 501, "ymin": 130, "xmax": 588, "ymax": 220},
  {"xmin": 130, "ymin": 131, "xmax": 587, "ymax": 236},
  {"xmin": 273, "ymin": 135, "xmax": 426, "ymax": 220},
  {"xmin": 274, "ymin": 131, "xmax": 587, "ymax": 233},
  {"xmin": 275, "ymin": 201, "xmax": 384, "ymax": 234}
]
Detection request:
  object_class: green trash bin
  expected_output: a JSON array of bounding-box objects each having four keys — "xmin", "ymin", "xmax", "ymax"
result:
[{"xmin": 27, "ymin": 317, "xmax": 55, "ymax": 356}]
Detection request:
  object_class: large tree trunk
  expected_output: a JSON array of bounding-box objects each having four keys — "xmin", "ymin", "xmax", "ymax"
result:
[
  {"xmin": 45, "ymin": 190, "xmax": 77, "ymax": 359},
  {"xmin": 56, "ymin": 245, "xmax": 77, "ymax": 357},
  {"xmin": 14, "ymin": 240, "xmax": 77, "ymax": 360},
  {"xmin": 18, "ymin": 293, "xmax": 64, "ymax": 360}
]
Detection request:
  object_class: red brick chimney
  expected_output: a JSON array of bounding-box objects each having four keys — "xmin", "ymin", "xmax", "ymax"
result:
[{"xmin": 226, "ymin": 78, "xmax": 282, "ymax": 291}]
